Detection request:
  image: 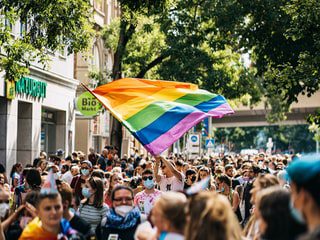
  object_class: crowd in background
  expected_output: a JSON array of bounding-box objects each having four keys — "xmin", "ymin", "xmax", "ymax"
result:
[{"xmin": 0, "ymin": 146, "xmax": 318, "ymax": 240}]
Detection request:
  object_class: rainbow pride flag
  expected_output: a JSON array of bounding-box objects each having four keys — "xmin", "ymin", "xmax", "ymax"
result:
[{"xmin": 85, "ymin": 78, "xmax": 234, "ymax": 155}]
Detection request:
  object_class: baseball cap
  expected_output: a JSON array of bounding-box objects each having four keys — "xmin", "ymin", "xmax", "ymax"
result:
[{"xmin": 286, "ymin": 154, "xmax": 320, "ymax": 185}]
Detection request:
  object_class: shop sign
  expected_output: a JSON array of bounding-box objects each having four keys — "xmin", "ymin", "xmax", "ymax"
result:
[
  {"xmin": 77, "ymin": 91, "xmax": 102, "ymax": 116},
  {"xmin": 16, "ymin": 77, "xmax": 47, "ymax": 99},
  {"xmin": 6, "ymin": 80, "xmax": 16, "ymax": 100}
]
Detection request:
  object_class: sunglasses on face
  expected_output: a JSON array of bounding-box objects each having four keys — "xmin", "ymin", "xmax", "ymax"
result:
[{"xmin": 142, "ymin": 176, "xmax": 153, "ymax": 181}]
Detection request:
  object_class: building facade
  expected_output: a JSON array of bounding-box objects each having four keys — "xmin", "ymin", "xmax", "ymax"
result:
[
  {"xmin": 74, "ymin": 0, "xmax": 121, "ymax": 155},
  {"xmin": 0, "ymin": 52, "xmax": 77, "ymax": 173}
]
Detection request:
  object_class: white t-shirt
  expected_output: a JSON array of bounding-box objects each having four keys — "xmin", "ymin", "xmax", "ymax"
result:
[{"xmin": 159, "ymin": 175, "xmax": 184, "ymax": 192}]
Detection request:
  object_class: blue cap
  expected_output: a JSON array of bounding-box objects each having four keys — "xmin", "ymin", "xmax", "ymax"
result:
[
  {"xmin": 56, "ymin": 149, "xmax": 64, "ymax": 157},
  {"xmin": 286, "ymin": 154, "xmax": 320, "ymax": 185}
]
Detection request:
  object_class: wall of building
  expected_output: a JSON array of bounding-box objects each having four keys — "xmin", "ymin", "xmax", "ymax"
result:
[
  {"xmin": 74, "ymin": 0, "xmax": 120, "ymax": 155},
  {"xmin": 0, "ymin": 64, "xmax": 78, "ymax": 171}
]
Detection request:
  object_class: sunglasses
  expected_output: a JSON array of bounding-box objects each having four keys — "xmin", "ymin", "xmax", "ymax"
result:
[{"xmin": 142, "ymin": 176, "xmax": 153, "ymax": 181}]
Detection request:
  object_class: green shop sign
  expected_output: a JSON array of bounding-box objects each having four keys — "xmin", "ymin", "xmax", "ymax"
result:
[
  {"xmin": 16, "ymin": 77, "xmax": 47, "ymax": 99},
  {"xmin": 77, "ymin": 91, "xmax": 102, "ymax": 116}
]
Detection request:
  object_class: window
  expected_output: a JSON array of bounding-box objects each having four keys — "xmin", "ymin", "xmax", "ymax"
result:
[
  {"xmin": 20, "ymin": 20, "xmax": 27, "ymax": 38},
  {"xmin": 93, "ymin": 0, "xmax": 104, "ymax": 12}
]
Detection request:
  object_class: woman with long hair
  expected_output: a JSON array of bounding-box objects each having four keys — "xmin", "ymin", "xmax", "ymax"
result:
[
  {"xmin": 10, "ymin": 163, "xmax": 23, "ymax": 188},
  {"xmin": 243, "ymin": 174, "xmax": 279, "ymax": 239},
  {"xmin": 197, "ymin": 166, "xmax": 215, "ymax": 191},
  {"xmin": 216, "ymin": 174, "xmax": 241, "ymax": 221},
  {"xmin": 105, "ymin": 173, "xmax": 123, "ymax": 207},
  {"xmin": 79, "ymin": 176, "xmax": 109, "ymax": 233},
  {"xmin": 185, "ymin": 191, "xmax": 242, "ymax": 240},
  {"xmin": 256, "ymin": 186, "xmax": 306, "ymax": 240},
  {"xmin": 36, "ymin": 160, "xmax": 48, "ymax": 174}
]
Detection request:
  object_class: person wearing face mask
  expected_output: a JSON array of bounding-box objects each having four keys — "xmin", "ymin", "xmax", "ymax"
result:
[
  {"xmin": 79, "ymin": 177, "xmax": 108, "ymax": 233},
  {"xmin": 70, "ymin": 160, "xmax": 92, "ymax": 200},
  {"xmin": 96, "ymin": 186, "xmax": 145, "ymax": 240},
  {"xmin": 134, "ymin": 169, "xmax": 162, "ymax": 215},
  {"xmin": 58, "ymin": 182, "xmax": 92, "ymax": 239},
  {"xmin": 286, "ymin": 154, "xmax": 320, "ymax": 240},
  {"xmin": 255, "ymin": 186, "xmax": 306, "ymax": 240}
]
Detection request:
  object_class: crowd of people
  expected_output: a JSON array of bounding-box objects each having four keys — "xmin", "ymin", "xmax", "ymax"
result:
[{"xmin": 0, "ymin": 146, "xmax": 318, "ymax": 240}]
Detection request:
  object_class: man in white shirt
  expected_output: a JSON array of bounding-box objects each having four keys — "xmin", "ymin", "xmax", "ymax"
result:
[
  {"xmin": 60, "ymin": 164, "xmax": 73, "ymax": 185},
  {"xmin": 134, "ymin": 169, "xmax": 162, "ymax": 215},
  {"xmin": 154, "ymin": 156, "xmax": 185, "ymax": 192}
]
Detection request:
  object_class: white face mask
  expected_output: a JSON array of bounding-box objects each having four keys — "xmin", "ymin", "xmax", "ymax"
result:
[
  {"xmin": 114, "ymin": 205, "xmax": 133, "ymax": 217},
  {"xmin": 0, "ymin": 203, "xmax": 9, "ymax": 218}
]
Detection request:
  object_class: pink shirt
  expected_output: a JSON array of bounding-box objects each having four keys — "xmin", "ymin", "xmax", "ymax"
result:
[{"xmin": 134, "ymin": 189, "xmax": 162, "ymax": 215}]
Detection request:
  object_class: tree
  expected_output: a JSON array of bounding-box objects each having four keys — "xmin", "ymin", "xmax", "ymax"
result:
[
  {"xmin": 214, "ymin": 0, "xmax": 320, "ymax": 122},
  {"xmin": 215, "ymin": 125, "xmax": 315, "ymax": 153},
  {"xmin": 0, "ymin": 0, "xmax": 94, "ymax": 83},
  {"xmin": 104, "ymin": 0, "xmax": 262, "ymax": 152},
  {"xmin": 105, "ymin": 0, "xmax": 170, "ymax": 153}
]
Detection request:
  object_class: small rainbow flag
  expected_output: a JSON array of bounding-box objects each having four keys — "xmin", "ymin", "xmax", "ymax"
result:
[{"xmin": 85, "ymin": 78, "xmax": 234, "ymax": 155}]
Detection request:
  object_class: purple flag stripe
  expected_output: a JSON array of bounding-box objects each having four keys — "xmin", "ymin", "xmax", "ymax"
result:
[{"xmin": 144, "ymin": 103, "xmax": 233, "ymax": 155}]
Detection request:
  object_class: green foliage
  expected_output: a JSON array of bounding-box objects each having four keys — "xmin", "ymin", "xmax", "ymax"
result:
[
  {"xmin": 88, "ymin": 69, "xmax": 110, "ymax": 86},
  {"xmin": 103, "ymin": 0, "xmax": 262, "ymax": 105},
  {"xmin": 214, "ymin": 0, "xmax": 320, "ymax": 122},
  {"xmin": 118, "ymin": 0, "xmax": 170, "ymax": 15},
  {"xmin": 215, "ymin": 125, "xmax": 316, "ymax": 153},
  {"xmin": 102, "ymin": 20, "xmax": 120, "ymax": 52},
  {"xmin": 308, "ymin": 109, "xmax": 320, "ymax": 142},
  {"xmin": 0, "ymin": 0, "xmax": 94, "ymax": 82}
]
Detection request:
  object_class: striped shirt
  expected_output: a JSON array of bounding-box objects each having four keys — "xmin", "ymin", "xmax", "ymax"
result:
[{"xmin": 79, "ymin": 203, "xmax": 109, "ymax": 232}]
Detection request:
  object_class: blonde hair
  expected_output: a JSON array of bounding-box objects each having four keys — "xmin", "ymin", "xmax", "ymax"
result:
[
  {"xmin": 185, "ymin": 192, "xmax": 242, "ymax": 240},
  {"xmin": 156, "ymin": 192, "xmax": 187, "ymax": 234}
]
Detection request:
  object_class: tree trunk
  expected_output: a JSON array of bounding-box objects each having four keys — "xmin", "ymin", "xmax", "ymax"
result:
[
  {"xmin": 136, "ymin": 51, "xmax": 170, "ymax": 78},
  {"xmin": 110, "ymin": 12, "xmax": 137, "ymax": 155}
]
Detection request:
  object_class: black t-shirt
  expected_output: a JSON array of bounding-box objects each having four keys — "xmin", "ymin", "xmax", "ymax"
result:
[
  {"xmin": 98, "ymin": 156, "xmax": 107, "ymax": 171},
  {"xmin": 88, "ymin": 153, "xmax": 98, "ymax": 166},
  {"xmin": 232, "ymin": 179, "xmax": 240, "ymax": 189},
  {"xmin": 70, "ymin": 214, "xmax": 92, "ymax": 238}
]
